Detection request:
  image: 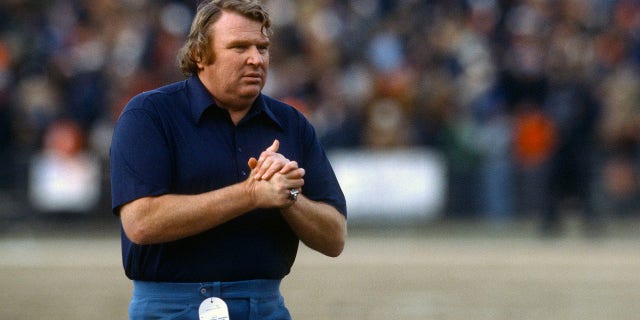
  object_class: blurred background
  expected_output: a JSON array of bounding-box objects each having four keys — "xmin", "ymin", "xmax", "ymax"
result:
[
  {"xmin": 3, "ymin": 1, "xmax": 640, "ymax": 319},
  {"xmin": 2, "ymin": 0, "xmax": 640, "ymax": 235}
]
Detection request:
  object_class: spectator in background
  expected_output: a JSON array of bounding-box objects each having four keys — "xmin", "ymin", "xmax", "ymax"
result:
[
  {"xmin": 458, "ymin": 0, "xmax": 516, "ymax": 228},
  {"xmin": 594, "ymin": 0, "xmax": 640, "ymax": 217},
  {"xmin": 2, "ymin": 0, "xmax": 640, "ymax": 231},
  {"xmin": 537, "ymin": 16, "xmax": 604, "ymax": 237},
  {"xmin": 0, "ymin": 38, "xmax": 13, "ymax": 189},
  {"xmin": 29, "ymin": 119, "xmax": 101, "ymax": 215}
]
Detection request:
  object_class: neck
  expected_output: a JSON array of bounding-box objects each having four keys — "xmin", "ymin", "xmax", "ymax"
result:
[
  {"xmin": 227, "ymin": 108, "xmax": 250, "ymax": 125},
  {"xmin": 214, "ymin": 97, "xmax": 256, "ymax": 125}
]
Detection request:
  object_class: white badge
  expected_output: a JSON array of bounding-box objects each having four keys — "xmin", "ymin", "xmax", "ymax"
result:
[{"xmin": 198, "ymin": 297, "xmax": 230, "ymax": 320}]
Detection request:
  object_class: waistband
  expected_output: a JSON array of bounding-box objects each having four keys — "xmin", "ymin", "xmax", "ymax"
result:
[{"xmin": 132, "ymin": 279, "xmax": 282, "ymax": 300}]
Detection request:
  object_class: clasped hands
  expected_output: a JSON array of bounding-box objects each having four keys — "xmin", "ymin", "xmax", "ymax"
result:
[{"xmin": 246, "ymin": 139, "xmax": 305, "ymax": 208}]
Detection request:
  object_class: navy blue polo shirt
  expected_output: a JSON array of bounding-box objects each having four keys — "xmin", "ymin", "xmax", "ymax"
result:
[{"xmin": 110, "ymin": 76, "xmax": 346, "ymax": 282}]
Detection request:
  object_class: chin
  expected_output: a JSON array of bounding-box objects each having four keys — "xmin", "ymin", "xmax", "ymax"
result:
[
  {"xmin": 236, "ymin": 91, "xmax": 261, "ymax": 101},
  {"xmin": 240, "ymin": 85, "xmax": 263, "ymax": 96}
]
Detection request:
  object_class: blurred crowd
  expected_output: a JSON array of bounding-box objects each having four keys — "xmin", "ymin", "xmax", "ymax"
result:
[{"xmin": 2, "ymin": 0, "xmax": 640, "ymax": 234}]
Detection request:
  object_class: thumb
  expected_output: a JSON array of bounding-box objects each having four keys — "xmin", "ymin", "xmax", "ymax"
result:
[
  {"xmin": 266, "ymin": 139, "xmax": 279, "ymax": 153},
  {"xmin": 248, "ymin": 157, "xmax": 258, "ymax": 170}
]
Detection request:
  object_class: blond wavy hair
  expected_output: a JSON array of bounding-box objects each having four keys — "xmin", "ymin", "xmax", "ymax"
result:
[{"xmin": 177, "ymin": 0, "xmax": 271, "ymax": 77}]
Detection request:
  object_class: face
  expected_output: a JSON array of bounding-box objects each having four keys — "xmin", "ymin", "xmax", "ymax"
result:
[{"xmin": 197, "ymin": 10, "xmax": 270, "ymax": 111}]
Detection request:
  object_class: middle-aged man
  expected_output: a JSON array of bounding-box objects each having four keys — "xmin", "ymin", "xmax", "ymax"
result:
[{"xmin": 109, "ymin": 0, "xmax": 347, "ymax": 319}]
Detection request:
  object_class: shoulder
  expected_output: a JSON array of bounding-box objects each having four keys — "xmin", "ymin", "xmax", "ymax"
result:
[
  {"xmin": 261, "ymin": 94, "xmax": 309, "ymax": 125},
  {"xmin": 260, "ymin": 94, "xmax": 322, "ymax": 147},
  {"xmin": 123, "ymin": 80, "xmax": 187, "ymax": 114},
  {"xmin": 115, "ymin": 80, "xmax": 190, "ymax": 134}
]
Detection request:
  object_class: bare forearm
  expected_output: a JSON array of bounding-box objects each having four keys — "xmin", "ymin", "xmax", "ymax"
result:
[
  {"xmin": 281, "ymin": 196, "xmax": 346, "ymax": 257},
  {"xmin": 120, "ymin": 183, "xmax": 255, "ymax": 245},
  {"xmin": 119, "ymin": 140, "xmax": 310, "ymax": 245}
]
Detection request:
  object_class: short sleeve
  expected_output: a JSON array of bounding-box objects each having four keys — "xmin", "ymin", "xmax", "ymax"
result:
[
  {"xmin": 110, "ymin": 105, "xmax": 173, "ymax": 214},
  {"xmin": 299, "ymin": 119, "xmax": 347, "ymax": 217}
]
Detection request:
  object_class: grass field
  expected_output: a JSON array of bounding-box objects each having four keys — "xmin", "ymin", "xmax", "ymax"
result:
[{"xmin": 1, "ymin": 218, "xmax": 640, "ymax": 320}]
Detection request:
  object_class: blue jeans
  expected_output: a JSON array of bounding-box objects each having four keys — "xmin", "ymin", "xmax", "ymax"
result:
[{"xmin": 129, "ymin": 279, "xmax": 291, "ymax": 320}]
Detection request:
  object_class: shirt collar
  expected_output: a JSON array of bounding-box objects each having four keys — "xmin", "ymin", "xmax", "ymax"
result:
[
  {"xmin": 187, "ymin": 76, "xmax": 216, "ymax": 122},
  {"xmin": 187, "ymin": 76, "xmax": 282, "ymax": 129}
]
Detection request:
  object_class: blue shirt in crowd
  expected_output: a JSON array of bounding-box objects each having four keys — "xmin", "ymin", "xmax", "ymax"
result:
[{"xmin": 110, "ymin": 76, "xmax": 346, "ymax": 282}]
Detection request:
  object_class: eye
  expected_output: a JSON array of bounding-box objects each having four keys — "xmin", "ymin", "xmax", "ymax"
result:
[{"xmin": 232, "ymin": 45, "xmax": 247, "ymax": 52}]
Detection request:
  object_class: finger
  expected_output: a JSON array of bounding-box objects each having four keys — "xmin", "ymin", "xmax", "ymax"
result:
[
  {"xmin": 260, "ymin": 158, "xmax": 288, "ymax": 180},
  {"xmin": 255, "ymin": 140, "xmax": 285, "ymax": 180},
  {"xmin": 254, "ymin": 156, "xmax": 274, "ymax": 180},
  {"xmin": 266, "ymin": 139, "xmax": 279, "ymax": 153},
  {"xmin": 254, "ymin": 152, "xmax": 270, "ymax": 179},
  {"xmin": 286, "ymin": 178, "xmax": 304, "ymax": 191},
  {"xmin": 256, "ymin": 158, "xmax": 273, "ymax": 180},
  {"xmin": 255, "ymin": 148, "xmax": 277, "ymax": 175},
  {"xmin": 279, "ymin": 161, "xmax": 299, "ymax": 175},
  {"xmin": 285, "ymin": 168, "xmax": 305, "ymax": 180},
  {"xmin": 248, "ymin": 157, "xmax": 258, "ymax": 170}
]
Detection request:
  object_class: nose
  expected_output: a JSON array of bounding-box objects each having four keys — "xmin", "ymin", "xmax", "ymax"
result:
[{"xmin": 246, "ymin": 46, "xmax": 265, "ymax": 66}]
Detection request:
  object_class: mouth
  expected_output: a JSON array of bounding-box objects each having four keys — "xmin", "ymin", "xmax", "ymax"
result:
[{"xmin": 242, "ymin": 73, "xmax": 263, "ymax": 85}]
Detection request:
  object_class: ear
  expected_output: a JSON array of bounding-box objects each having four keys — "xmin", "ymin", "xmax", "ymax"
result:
[{"xmin": 194, "ymin": 50, "xmax": 205, "ymax": 69}]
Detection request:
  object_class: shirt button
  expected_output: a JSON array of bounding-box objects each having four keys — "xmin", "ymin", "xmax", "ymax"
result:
[
  {"xmin": 237, "ymin": 147, "xmax": 243, "ymax": 153},
  {"xmin": 200, "ymin": 288, "xmax": 207, "ymax": 294},
  {"xmin": 241, "ymin": 171, "xmax": 247, "ymax": 176}
]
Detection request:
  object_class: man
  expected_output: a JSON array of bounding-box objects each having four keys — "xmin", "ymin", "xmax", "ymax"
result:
[{"xmin": 109, "ymin": 1, "xmax": 347, "ymax": 319}]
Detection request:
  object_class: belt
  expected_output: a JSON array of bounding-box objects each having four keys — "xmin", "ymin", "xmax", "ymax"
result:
[{"xmin": 133, "ymin": 279, "xmax": 282, "ymax": 300}]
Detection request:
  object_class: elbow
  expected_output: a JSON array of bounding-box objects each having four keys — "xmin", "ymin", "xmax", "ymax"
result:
[
  {"xmin": 122, "ymin": 221, "xmax": 155, "ymax": 245},
  {"xmin": 304, "ymin": 228, "xmax": 345, "ymax": 257},
  {"xmin": 324, "ymin": 229, "xmax": 346, "ymax": 258},
  {"xmin": 120, "ymin": 201, "xmax": 157, "ymax": 245},
  {"xmin": 325, "ymin": 217, "xmax": 347, "ymax": 257},
  {"xmin": 325, "ymin": 242, "xmax": 344, "ymax": 258}
]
